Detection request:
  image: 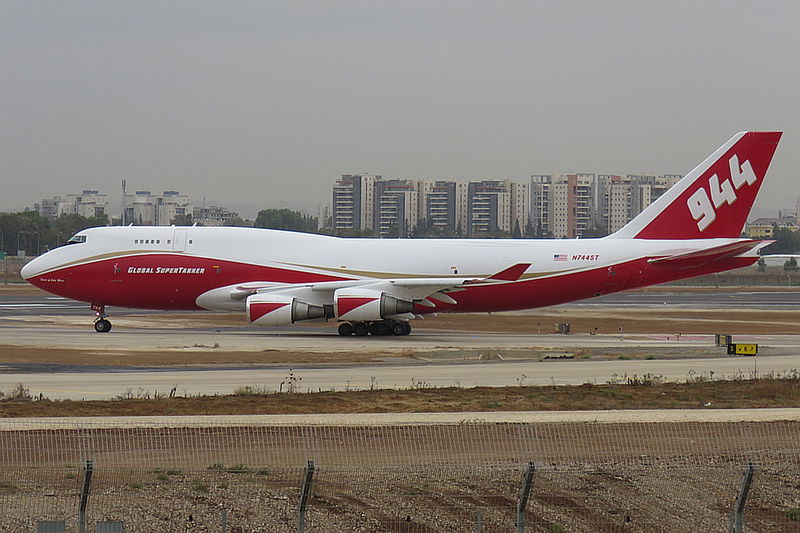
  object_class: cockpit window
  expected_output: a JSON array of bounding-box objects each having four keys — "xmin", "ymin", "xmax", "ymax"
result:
[{"xmin": 65, "ymin": 234, "xmax": 87, "ymax": 245}]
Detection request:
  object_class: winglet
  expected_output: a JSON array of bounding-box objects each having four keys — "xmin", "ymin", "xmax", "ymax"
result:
[{"xmin": 484, "ymin": 263, "xmax": 531, "ymax": 281}]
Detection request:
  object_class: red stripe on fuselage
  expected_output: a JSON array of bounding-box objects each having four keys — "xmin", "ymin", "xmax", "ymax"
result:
[
  {"xmin": 26, "ymin": 254, "xmax": 350, "ymax": 310},
  {"xmin": 413, "ymin": 255, "xmax": 758, "ymax": 314},
  {"xmin": 27, "ymin": 252, "xmax": 758, "ymax": 314}
]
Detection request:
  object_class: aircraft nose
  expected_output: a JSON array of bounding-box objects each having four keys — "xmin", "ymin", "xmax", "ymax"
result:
[{"xmin": 20, "ymin": 256, "xmax": 42, "ymax": 280}]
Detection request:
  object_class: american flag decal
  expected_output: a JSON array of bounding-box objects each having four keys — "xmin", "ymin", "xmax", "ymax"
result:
[{"xmin": 553, "ymin": 254, "xmax": 568, "ymax": 261}]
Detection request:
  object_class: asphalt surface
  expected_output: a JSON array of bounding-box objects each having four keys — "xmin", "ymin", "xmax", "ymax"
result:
[
  {"xmin": 1, "ymin": 289, "xmax": 799, "ymax": 317},
  {"xmin": 1, "ymin": 289, "xmax": 798, "ymax": 400}
]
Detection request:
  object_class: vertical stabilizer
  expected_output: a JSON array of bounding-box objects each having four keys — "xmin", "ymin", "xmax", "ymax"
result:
[{"xmin": 610, "ymin": 132, "xmax": 781, "ymax": 240}]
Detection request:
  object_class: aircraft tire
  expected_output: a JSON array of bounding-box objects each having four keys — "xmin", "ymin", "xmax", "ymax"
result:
[
  {"xmin": 392, "ymin": 322, "xmax": 406, "ymax": 336},
  {"xmin": 338, "ymin": 322, "xmax": 354, "ymax": 336},
  {"xmin": 354, "ymin": 323, "xmax": 369, "ymax": 336},
  {"xmin": 94, "ymin": 319, "xmax": 112, "ymax": 333},
  {"xmin": 375, "ymin": 322, "xmax": 392, "ymax": 336}
]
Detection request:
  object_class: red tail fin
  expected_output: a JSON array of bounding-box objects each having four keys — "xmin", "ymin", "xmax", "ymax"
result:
[{"xmin": 611, "ymin": 132, "xmax": 782, "ymax": 240}]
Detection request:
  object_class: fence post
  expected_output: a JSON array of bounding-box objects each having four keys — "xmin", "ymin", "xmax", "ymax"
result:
[
  {"xmin": 297, "ymin": 460, "xmax": 315, "ymax": 533},
  {"xmin": 78, "ymin": 460, "xmax": 93, "ymax": 533},
  {"xmin": 729, "ymin": 462, "xmax": 756, "ymax": 533},
  {"xmin": 516, "ymin": 461, "xmax": 535, "ymax": 533},
  {"xmin": 220, "ymin": 509, "xmax": 228, "ymax": 533}
]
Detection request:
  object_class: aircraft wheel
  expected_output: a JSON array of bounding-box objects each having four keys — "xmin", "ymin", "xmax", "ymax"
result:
[
  {"xmin": 338, "ymin": 322, "xmax": 354, "ymax": 336},
  {"xmin": 354, "ymin": 323, "xmax": 370, "ymax": 336},
  {"xmin": 392, "ymin": 322, "xmax": 406, "ymax": 336},
  {"xmin": 375, "ymin": 322, "xmax": 392, "ymax": 336},
  {"xmin": 94, "ymin": 319, "xmax": 112, "ymax": 333},
  {"xmin": 400, "ymin": 322, "xmax": 412, "ymax": 336}
]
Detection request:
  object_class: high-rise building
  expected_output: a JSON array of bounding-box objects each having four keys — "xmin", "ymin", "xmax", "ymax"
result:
[
  {"xmin": 123, "ymin": 190, "xmax": 191, "ymax": 226},
  {"xmin": 34, "ymin": 196, "xmax": 70, "ymax": 220},
  {"xmin": 597, "ymin": 175, "xmax": 630, "ymax": 233},
  {"xmin": 374, "ymin": 179, "xmax": 419, "ymax": 237},
  {"xmin": 510, "ymin": 181, "xmax": 529, "ymax": 236},
  {"xmin": 464, "ymin": 179, "xmax": 529, "ymax": 235},
  {"xmin": 548, "ymin": 174, "xmax": 595, "ymax": 239},
  {"xmin": 530, "ymin": 175, "xmax": 553, "ymax": 236},
  {"xmin": 423, "ymin": 180, "xmax": 458, "ymax": 232},
  {"xmin": 35, "ymin": 190, "xmax": 108, "ymax": 220},
  {"xmin": 629, "ymin": 174, "xmax": 681, "ymax": 215},
  {"xmin": 332, "ymin": 174, "xmax": 380, "ymax": 232}
]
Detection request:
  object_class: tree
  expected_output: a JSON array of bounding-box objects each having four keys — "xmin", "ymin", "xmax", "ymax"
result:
[
  {"xmin": 170, "ymin": 213, "xmax": 194, "ymax": 226},
  {"xmin": 254, "ymin": 208, "xmax": 317, "ymax": 233},
  {"xmin": 512, "ymin": 221, "xmax": 522, "ymax": 239},
  {"xmin": 581, "ymin": 223, "xmax": 609, "ymax": 238},
  {"xmin": 410, "ymin": 218, "xmax": 456, "ymax": 239},
  {"xmin": 223, "ymin": 217, "xmax": 251, "ymax": 227},
  {"xmin": 763, "ymin": 228, "xmax": 800, "ymax": 254},
  {"xmin": 0, "ymin": 211, "xmax": 111, "ymax": 255}
]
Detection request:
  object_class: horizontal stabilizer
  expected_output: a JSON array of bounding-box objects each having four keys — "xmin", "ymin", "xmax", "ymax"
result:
[{"xmin": 648, "ymin": 240, "xmax": 768, "ymax": 268}]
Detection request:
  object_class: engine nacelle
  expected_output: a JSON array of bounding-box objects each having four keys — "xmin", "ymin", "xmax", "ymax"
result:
[
  {"xmin": 334, "ymin": 288, "xmax": 415, "ymax": 321},
  {"xmin": 246, "ymin": 293, "xmax": 326, "ymax": 326}
]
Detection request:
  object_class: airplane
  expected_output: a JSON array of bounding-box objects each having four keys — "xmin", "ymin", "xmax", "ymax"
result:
[{"xmin": 21, "ymin": 131, "xmax": 781, "ymax": 336}]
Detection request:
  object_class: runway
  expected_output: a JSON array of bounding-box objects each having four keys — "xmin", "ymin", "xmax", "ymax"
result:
[
  {"xmin": 1, "ymin": 289, "xmax": 799, "ymax": 316},
  {"xmin": 1, "ymin": 289, "xmax": 798, "ymax": 400}
]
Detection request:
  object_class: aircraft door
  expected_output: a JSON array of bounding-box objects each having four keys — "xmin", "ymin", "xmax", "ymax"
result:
[{"xmin": 173, "ymin": 228, "xmax": 188, "ymax": 252}]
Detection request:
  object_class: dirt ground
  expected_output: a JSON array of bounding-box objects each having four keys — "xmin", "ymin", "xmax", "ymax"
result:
[{"xmin": 1, "ymin": 421, "xmax": 798, "ymax": 532}]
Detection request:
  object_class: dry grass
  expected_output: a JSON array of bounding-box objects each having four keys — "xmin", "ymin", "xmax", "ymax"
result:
[
  {"xmin": 0, "ymin": 345, "xmax": 410, "ymax": 366},
  {"xmin": 422, "ymin": 308, "xmax": 800, "ymax": 335},
  {"xmin": 3, "ymin": 377, "xmax": 800, "ymax": 417}
]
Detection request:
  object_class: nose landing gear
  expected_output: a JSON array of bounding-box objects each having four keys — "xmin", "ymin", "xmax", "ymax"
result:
[{"xmin": 91, "ymin": 304, "xmax": 112, "ymax": 333}]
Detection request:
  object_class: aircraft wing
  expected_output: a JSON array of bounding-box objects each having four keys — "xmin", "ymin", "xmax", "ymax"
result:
[{"xmin": 231, "ymin": 263, "xmax": 531, "ymax": 306}]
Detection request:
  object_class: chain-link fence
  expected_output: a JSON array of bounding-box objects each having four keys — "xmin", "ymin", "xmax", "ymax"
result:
[{"xmin": 1, "ymin": 418, "xmax": 798, "ymax": 531}]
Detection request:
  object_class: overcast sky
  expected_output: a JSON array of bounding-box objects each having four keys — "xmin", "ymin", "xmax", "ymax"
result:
[{"xmin": 2, "ymin": 1, "xmax": 798, "ymax": 217}]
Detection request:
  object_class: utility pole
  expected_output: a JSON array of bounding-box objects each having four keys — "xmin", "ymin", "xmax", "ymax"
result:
[{"xmin": 121, "ymin": 179, "xmax": 127, "ymax": 226}]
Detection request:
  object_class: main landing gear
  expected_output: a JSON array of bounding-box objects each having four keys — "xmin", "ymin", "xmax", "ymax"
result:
[
  {"xmin": 338, "ymin": 320, "xmax": 411, "ymax": 337},
  {"xmin": 91, "ymin": 304, "xmax": 112, "ymax": 333}
]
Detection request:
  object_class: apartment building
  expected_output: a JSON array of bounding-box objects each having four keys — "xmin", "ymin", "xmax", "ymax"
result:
[
  {"xmin": 547, "ymin": 174, "xmax": 595, "ymax": 239},
  {"xmin": 530, "ymin": 175, "xmax": 553, "ymax": 236},
  {"xmin": 192, "ymin": 205, "xmax": 240, "ymax": 226},
  {"xmin": 123, "ymin": 190, "xmax": 191, "ymax": 226},
  {"xmin": 35, "ymin": 190, "xmax": 108, "ymax": 220},
  {"xmin": 374, "ymin": 179, "xmax": 419, "ymax": 237},
  {"xmin": 422, "ymin": 180, "xmax": 458, "ymax": 232},
  {"xmin": 597, "ymin": 175, "xmax": 630, "ymax": 233},
  {"xmin": 331, "ymin": 174, "xmax": 380, "ymax": 231}
]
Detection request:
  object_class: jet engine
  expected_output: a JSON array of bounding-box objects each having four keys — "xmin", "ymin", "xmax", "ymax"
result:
[
  {"xmin": 334, "ymin": 288, "xmax": 415, "ymax": 321},
  {"xmin": 246, "ymin": 293, "xmax": 327, "ymax": 326}
]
